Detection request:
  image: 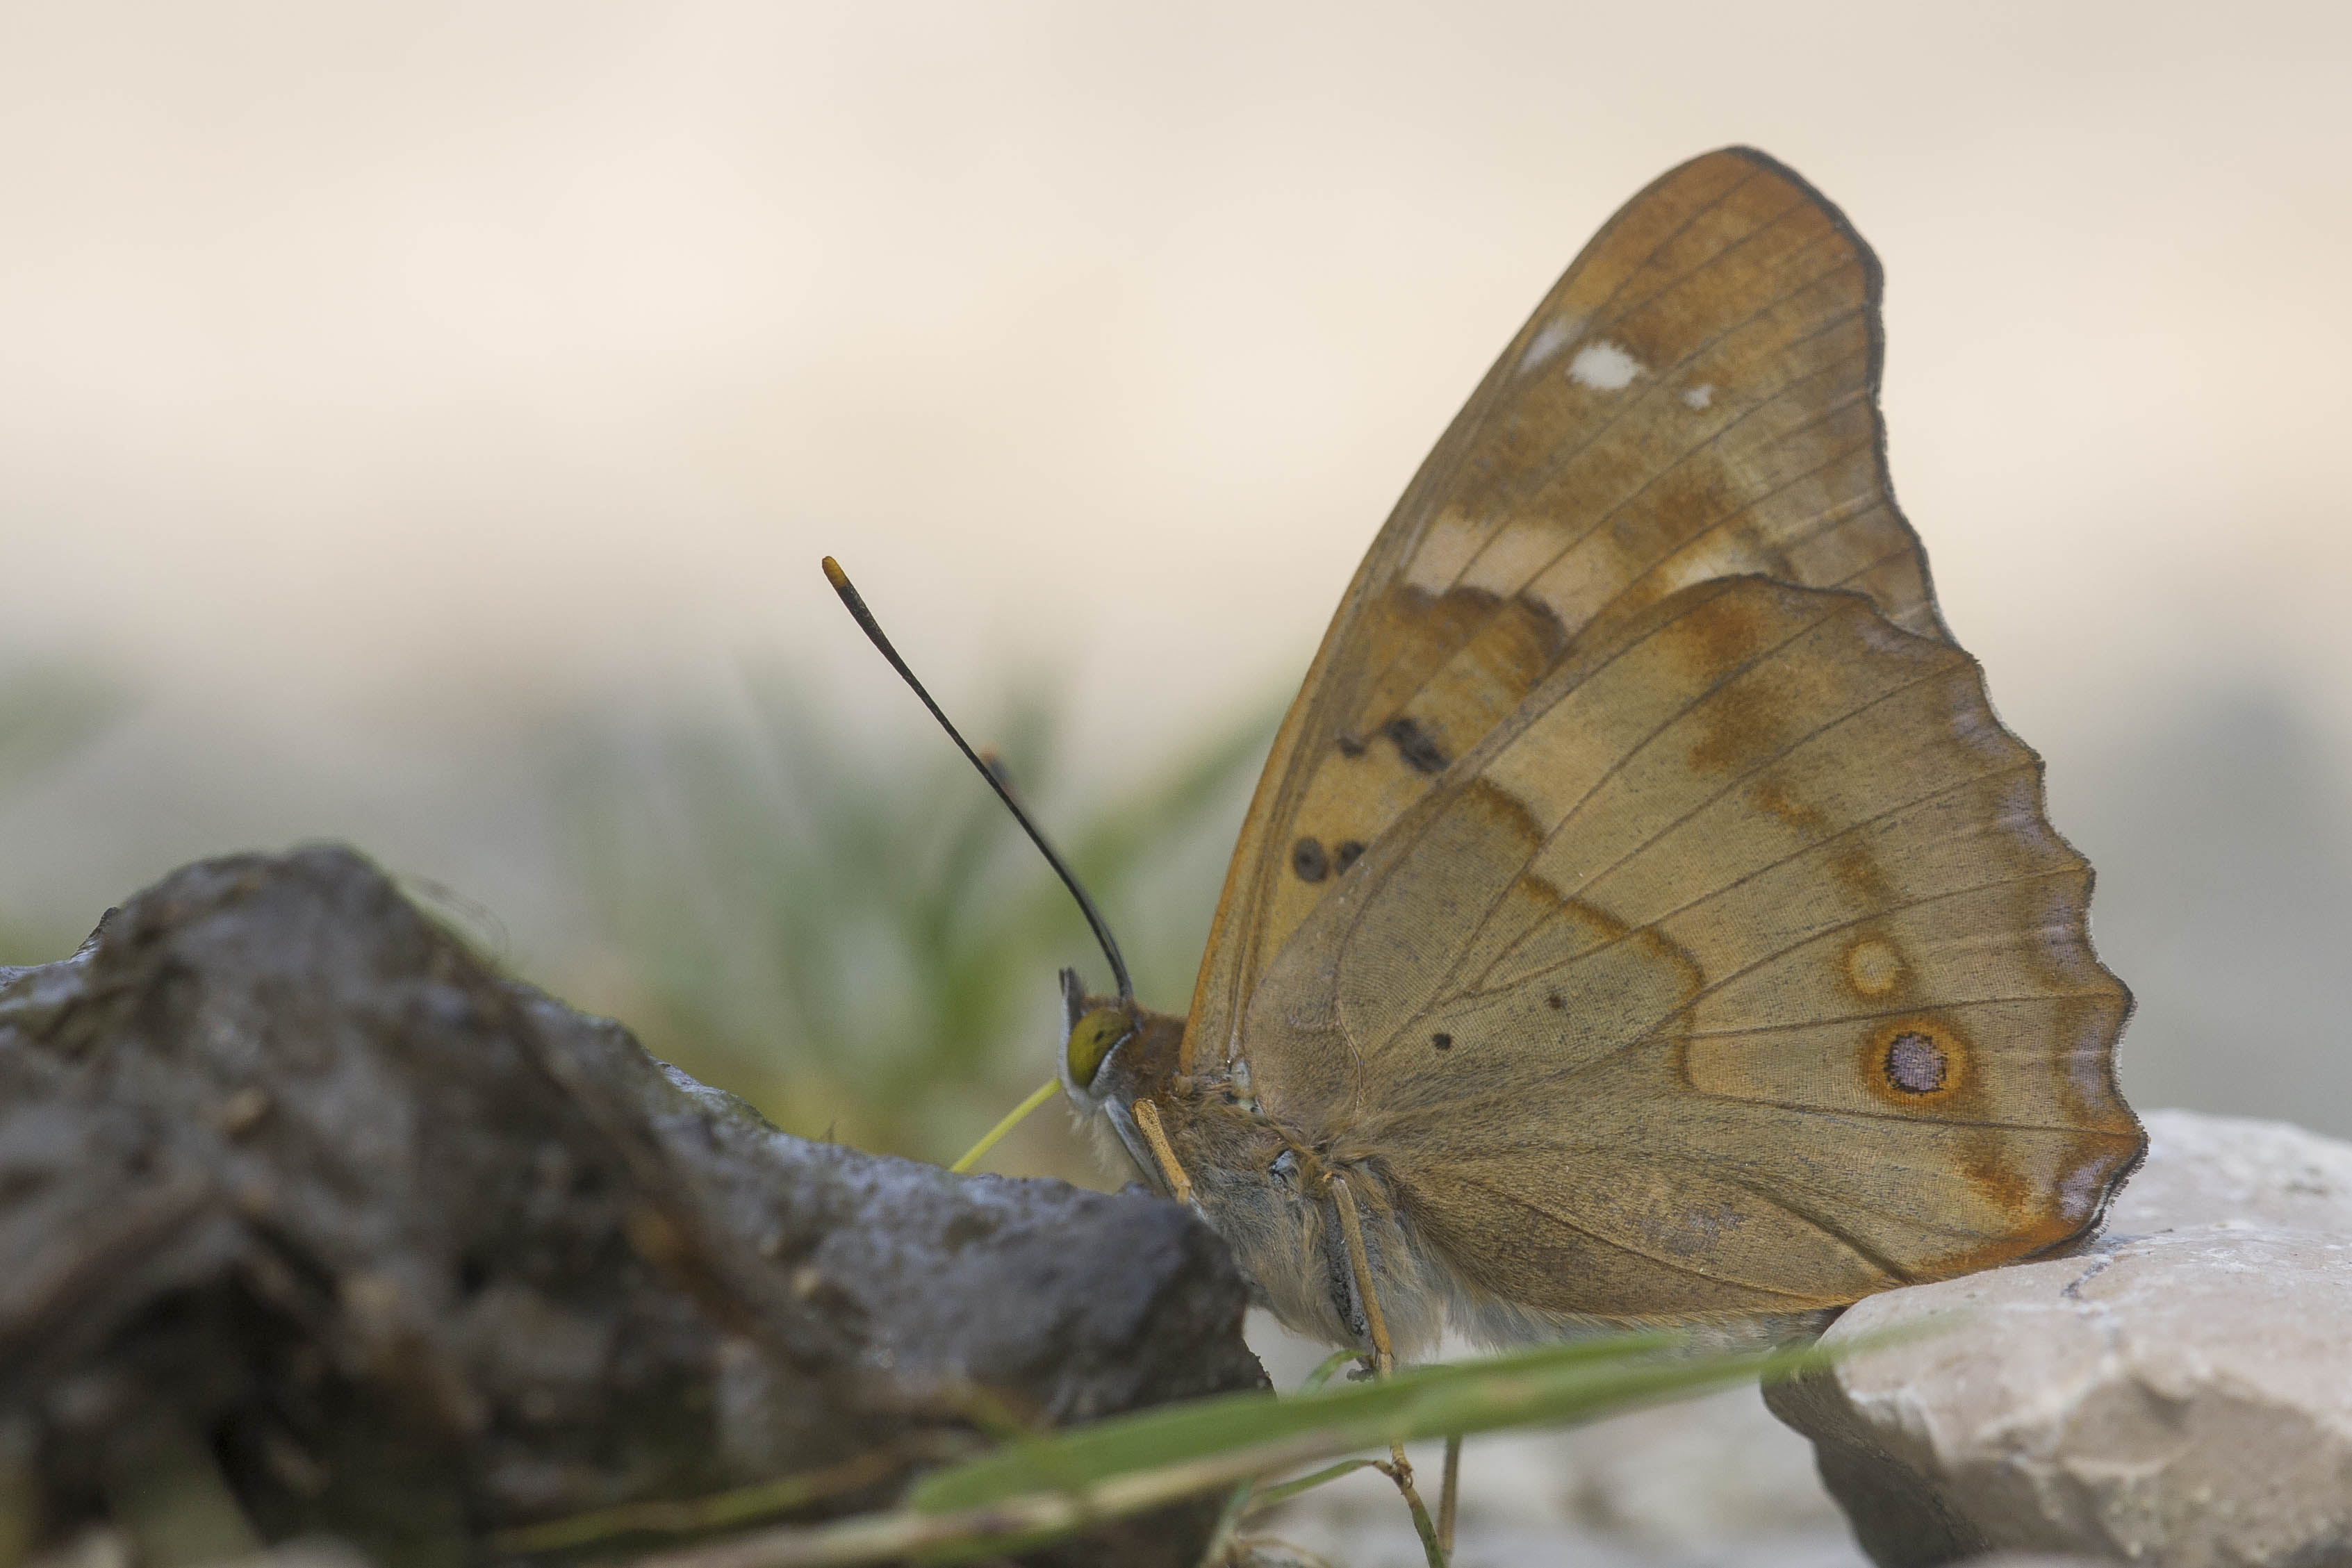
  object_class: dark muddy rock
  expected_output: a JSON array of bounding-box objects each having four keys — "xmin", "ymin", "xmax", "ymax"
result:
[{"xmin": 0, "ymin": 846, "xmax": 1265, "ymax": 1567}]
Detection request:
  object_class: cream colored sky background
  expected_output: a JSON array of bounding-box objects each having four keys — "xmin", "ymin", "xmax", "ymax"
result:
[
  {"xmin": 3, "ymin": 2, "xmax": 2351, "ymax": 1124},
  {"xmin": 3, "ymin": 1, "xmax": 2348, "ymax": 734}
]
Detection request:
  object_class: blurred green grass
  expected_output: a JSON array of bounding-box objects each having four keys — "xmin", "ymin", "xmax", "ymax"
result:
[
  {"xmin": 549, "ymin": 668, "xmax": 1281, "ymax": 1172},
  {"xmin": 0, "ymin": 643, "xmax": 1274, "ymax": 1178}
]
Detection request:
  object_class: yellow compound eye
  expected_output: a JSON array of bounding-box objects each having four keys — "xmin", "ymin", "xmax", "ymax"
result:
[{"xmin": 1065, "ymin": 1006, "xmax": 1135, "ymax": 1090}]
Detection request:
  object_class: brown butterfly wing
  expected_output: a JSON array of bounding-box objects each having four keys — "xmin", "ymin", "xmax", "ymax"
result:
[
  {"xmin": 1237, "ymin": 578, "xmax": 2139, "ymax": 1317},
  {"xmin": 1187, "ymin": 147, "xmax": 1939, "ymax": 1071}
]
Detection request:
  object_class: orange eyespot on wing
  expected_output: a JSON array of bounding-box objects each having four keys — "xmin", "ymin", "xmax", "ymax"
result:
[
  {"xmin": 1235, "ymin": 578, "xmax": 2139, "ymax": 1317},
  {"xmin": 1187, "ymin": 147, "xmax": 1941, "ymax": 1075}
]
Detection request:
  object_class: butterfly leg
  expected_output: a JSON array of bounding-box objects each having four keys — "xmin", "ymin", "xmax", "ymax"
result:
[
  {"xmin": 1439, "ymin": 1434, "xmax": 1461, "ymax": 1557},
  {"xmin": 1330, "ymin": 1174, "xmax": 1448, "ymax": 1568},
  {"xmin": 1130, "ymin": 1097, "xmax": 1196, "ymax": 1205}
]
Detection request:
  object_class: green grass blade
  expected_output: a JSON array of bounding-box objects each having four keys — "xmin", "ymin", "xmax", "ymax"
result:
[
  {"xmin": 1191, "ymin": 1479, "xmax": 1256, "ymax": 1568},
  {"xmin": 1243, "ymin": 1458, "xmax": 1380, "ymax": 1514},
  {"xmin": 947, "ymin": 1077, "xmax": 1060, "ymax": 1173},
  {"xmin": 910, "ymin": 1329, "xmax": 1752, "ymax": 1512}
]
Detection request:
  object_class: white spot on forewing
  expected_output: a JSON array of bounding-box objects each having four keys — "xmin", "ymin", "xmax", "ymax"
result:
[
  {"xmin": 1568, "ymin": 341, "xmax": 1643, "ymax": 392},
  {"xmin": 1683, "ymin": 383, "xmax": 1714, "ymax": 410},
  {"xmin": 1519, "ymin": 318, "xmax": 1578, "ymax": 374}
]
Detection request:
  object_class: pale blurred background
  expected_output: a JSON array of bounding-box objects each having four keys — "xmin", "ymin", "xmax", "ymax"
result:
[{"xmin": 3, "ymin": 0, "xmax": 2351, "ymax": 1167}]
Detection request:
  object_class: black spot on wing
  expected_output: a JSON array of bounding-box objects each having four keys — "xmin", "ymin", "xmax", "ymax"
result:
[
  {"xmin": 1292, "ymin": 837, "xmax": 1329, "ymax": 883},
  {"xmin": 1383, "ymin": 716, "xmax": 1449, "ymax": 775}
]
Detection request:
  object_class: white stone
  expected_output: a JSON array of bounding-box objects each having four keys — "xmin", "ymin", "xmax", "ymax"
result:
[
  {"xmin": 1767, "ymin": 1109, "xmax": 2352, "ymax": 1568},
  {"xmin": 2110, "ymin": 1107, "xmax": 2352, "ymax": 1235}
]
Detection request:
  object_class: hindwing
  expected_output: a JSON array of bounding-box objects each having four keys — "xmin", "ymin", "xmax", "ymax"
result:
[{"xmin": 1237, "ymin": 578, "xmax": 2137, "ymax": 1314}]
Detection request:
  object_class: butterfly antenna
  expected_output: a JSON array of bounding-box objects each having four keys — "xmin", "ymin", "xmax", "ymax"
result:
[{"xmin": 821, "ymin": 556, "xmax": 1134, "ymax": 1004}]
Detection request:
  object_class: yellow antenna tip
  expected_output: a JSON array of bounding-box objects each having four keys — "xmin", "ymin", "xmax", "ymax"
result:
[{"xmin": 821, "ymin": 554, "xmax": 849, "ymax": 590}]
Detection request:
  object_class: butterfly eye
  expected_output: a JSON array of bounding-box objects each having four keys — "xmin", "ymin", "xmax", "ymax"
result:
[{"xmin": 1064, "ymin": 1006, "xmax": 1135, "ymax": 1090}]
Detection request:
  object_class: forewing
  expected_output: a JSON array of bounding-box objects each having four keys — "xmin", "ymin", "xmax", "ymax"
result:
[
  {"xmin": 1188, "ymin": 147, "xmax": 1937, "ymax": 1070},
  {"xmin": 1240, "ymin": 578, "xmax": 2140, "ymax": 1318}
]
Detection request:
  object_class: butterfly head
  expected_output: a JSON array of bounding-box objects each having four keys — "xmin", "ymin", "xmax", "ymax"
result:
[
  {"xmin": 1058, "ymin": 981, "xmax": 1136, "ymax": 1103},
  {"xmin": 1056, "ymin": 970, "xmax": 1187, "ymax": 1106},
  {"xmin": 1055, "ymin": 966, "xmax": 1132, "ymax": 1106},
  {"xmin": 1054, "ymin": 966, "xmax": 1201, "ymax": 1182}
]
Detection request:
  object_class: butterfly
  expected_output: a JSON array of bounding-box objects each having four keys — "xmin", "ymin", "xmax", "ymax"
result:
[
  {"xmin": 1039, "ymin": 146, "xmax": 2146, "ymax": 1358},
  {"xmin": 837, "ymin": 145, "xmax": 2145, "ymax": 1360}
]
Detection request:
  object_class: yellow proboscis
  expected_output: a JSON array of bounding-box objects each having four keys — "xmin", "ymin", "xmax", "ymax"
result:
[{"xmin": 948, "ymin": 1077, "xmax": 1062, "ymax": 1174}]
